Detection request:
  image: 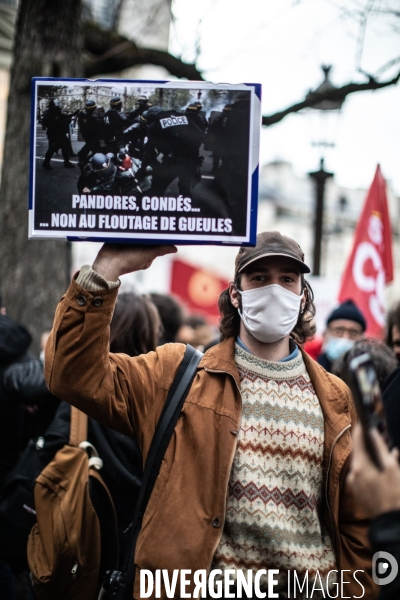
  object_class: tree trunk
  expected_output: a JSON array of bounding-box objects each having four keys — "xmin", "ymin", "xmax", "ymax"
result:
[{"xmin": 0, "ymin": 0, "xmax": 83, "ymax": 354}]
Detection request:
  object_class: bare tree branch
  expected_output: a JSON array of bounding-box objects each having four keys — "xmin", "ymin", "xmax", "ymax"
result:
[
  {"xmin": 83, "ymin": 21, "xmax": 203, "ymax": 79},
  {"xmin": 82, "ymin": 19, "xmax": 400, "ymax": 129},
  {"xmin": 374, "ymin": 55, "xmax": 400, "ymax": 76},
  {"xmin": 262, "ymin": 71, "xmax": 400, "ymax": 127},
  {"xmin": 354, "ymin": 0, "xmax": 376, "ymax": 72}
]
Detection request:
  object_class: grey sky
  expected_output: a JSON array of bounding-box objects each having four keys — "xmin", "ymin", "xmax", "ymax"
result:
[{"xmin": 170, "ymin": 0, "xmax": 400, "ymax": 194}]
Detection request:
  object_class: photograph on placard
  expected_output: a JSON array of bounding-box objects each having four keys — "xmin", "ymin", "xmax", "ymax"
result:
[{"xmin": 30, "ymin": 79, "xmax": 261, "ymax": 245}]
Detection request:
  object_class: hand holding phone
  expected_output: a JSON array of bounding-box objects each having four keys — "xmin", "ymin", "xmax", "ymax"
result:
[{"xmin": 348, "ymin": 352, "xmax": 389, "ymax": 470}]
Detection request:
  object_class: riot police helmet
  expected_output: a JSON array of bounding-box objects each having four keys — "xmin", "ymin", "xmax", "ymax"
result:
[
  {"xmin": 141, "ymin": 106, "xmax": 164, "ymax": 125},
  {"xmin": 90, "ymin": 153, "xmax": 117, "ymax": 180},
  {"xmin": 85, "ymin": 100, "xmax": 97, "ymax": 110},
  {"xmin": 110, "ymin": 96, "xmax": 122, "ymax": 109},
  {"xmin": 137, "ymin": 95, "xmax": 148, "ymax": 105}
]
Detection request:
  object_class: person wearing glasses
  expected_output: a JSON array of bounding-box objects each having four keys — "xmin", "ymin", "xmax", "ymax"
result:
[{"xmin": 317, "ymin": 299, "xmax": 366, "ymax": 373}]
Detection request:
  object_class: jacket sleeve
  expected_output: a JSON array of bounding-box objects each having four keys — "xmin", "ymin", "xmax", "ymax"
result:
[
  {"xmin": 334, "ymin": 380, "xmax": 379, "ymax": 599},
  {"xmin": 44, "ymin": 277, "xmax": 186, "ymax": 448}
]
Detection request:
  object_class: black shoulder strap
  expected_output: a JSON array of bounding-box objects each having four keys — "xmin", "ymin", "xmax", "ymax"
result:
[{"xmin": 122, "ymin": 344, "xmax": 203, "ymax": 576}]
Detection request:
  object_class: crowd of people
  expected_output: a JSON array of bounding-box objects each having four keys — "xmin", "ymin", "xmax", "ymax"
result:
[
  {"xmin": 1, "ymin": 231, "xmax": 400, "ymax": 599},
  {"xmin": 40, "ymin": 93, "xmax": 250, "ymax": 206}
]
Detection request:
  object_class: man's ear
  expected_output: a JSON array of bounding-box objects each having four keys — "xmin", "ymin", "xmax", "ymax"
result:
[
  {"xmin": 300, "ymin": 281, "xmax": 308, "ymax": 313},
  {"xmin": 229, "ymin": 282, "xmax": 240, "ymax": 309},
  {"xmin": 301, "ymin": 292, "xmax": 306, "ymax": 313}
]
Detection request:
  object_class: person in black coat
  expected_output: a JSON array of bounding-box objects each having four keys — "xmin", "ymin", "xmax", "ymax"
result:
[
  {"xmin": 0, "ymin": 313, "xmax": 53, "ymax": 598},
  {"xmin": 0, "ymin": 314, "xmax": 33, "ymax": 487},
  {"xmin": 213, "ymin": 92, "xmax": 250, "ymax": 219},
  {"xmin": 127, "ymin": 95, "xmax": 153, "ymax": 122},
  {"xmin": 140, "ymin": 106, "xmax": 204, "ymax": 196},
  {"xmin": 77, "ymin": 100, "xmax": 105, "ymax": 171},
  {"xmin": 385, "ymin": 302, "xmax": 400, "ymax": 365},
  {"xmin": 0, "ymin": 292, "xmax": 162, "ymax": 596},
  {"xmin": 41, "ymin": 98, "xmax": 75, "ymax": 169},
  {"xmin": 122, "ymin": 117, "xmax": 148, "ymax": 161},
  {"xmin": 103, "ymin": 96, "xmax": 129, "ymax": 155},
  {"xmin": 382, "ymin": 366, "xmax": 400, "ymax": 450}
]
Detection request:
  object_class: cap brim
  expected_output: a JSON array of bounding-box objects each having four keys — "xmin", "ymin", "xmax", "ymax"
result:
[{"xmin": 238, "ymin": 252, "xmax": 311, "ymax": 274}]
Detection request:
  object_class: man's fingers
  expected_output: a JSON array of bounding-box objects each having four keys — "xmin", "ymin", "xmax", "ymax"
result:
[
  {"xmin": 350, "ymin": 424, "xmax": 391, "ymax": 476},
  {"xmin": 391, "ymin": 447, "xmax": 400, "ymax": 461},
  {"xmin": 351, "ymin": 423, "xmax": 365, "ymax": 455},
  {"xmin": 152, "ymin": 244, "xmax": 178, "ymax": 257},
  {"xmin": 350, "ymin": 424, "xmax": 368, "ymax": 471},
  {"xmin": 370, "ymin": 428, "xmax": 391, "ymax": 460},
  {"xmin": 93, "ymin": 243, "xmax": 178, "ymax": 279},
  {"xmin": 138, "ymin": 245, "xmax": 177, "ymax": 269},
  {"xmin": 346, "ymin": 470, "xmax": 355, "ymax": 486}
]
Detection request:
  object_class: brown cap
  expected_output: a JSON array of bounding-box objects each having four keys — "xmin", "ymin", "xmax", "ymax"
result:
[{"xmin": 235, "ymin": 231, "xmax": 311, "ymax": 276}]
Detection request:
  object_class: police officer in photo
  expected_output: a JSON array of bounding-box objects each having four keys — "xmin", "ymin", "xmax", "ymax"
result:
[
  {"xmin": 77, "ymin": 100, "xmax": 104, "ymax": 172},
  {"xmin": 206, "ymin": 103, "xmax": 233, "ymax": 173},
  {"xmin": 104, "ymin": 97, "xmax": 129, "ymax": 155},
  {"xmin": 78, "ymin": 152, "xmax": 141, "ymax": 196},
  {"xmin": 184, "ymin": 102, "xmax": 208, "ymax": 133},
  {"xmin": 122, "ymin": 114, "xmax": 148, "ymax": 161},
  {"xmin": 128, "ymin": 95, "xmax": 153, "ymax": 122},
  {"xmin": 41, "ymin": 98, "xmax": 75, "ymax": 170},
  {"xmin": 212, "ymin": 93, "xmax": 250, "ymax": 219},
  {"xmin": 77, "ymin": 152, "xmax": 118, "ymax": 194},
  {"xmin": 140, "ymin": 105, "xmax": 204, "ymax": 197}
]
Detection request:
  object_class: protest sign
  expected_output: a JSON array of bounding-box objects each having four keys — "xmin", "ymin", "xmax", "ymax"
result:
[{"xmin": 29, "ymin": 78, "xmax": 261, "ymax": 246}]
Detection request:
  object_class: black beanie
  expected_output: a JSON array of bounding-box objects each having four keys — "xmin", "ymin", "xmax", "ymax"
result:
[{"xmin": 326, "ymin": 299, "xmax": 367, "ymax": 331}]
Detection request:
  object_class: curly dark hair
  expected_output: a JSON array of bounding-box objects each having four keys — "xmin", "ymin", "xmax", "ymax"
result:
[
  {"xmin": 385, "ymin": 301, "xmax": 400, "ymax": 348},
  {"xmin": 218, "ymin": 275, "xmax": 316, "ymax": 344},
  {"xmin": 332, "ymin": 337, "xmax": 397, "ymax": 390}
]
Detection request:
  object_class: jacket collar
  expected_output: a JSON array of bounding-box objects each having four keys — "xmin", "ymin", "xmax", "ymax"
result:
[
  {"xmin": 201, "ymin": 337, "xmax": 241, "ymax": 387},
  {"xmin": 202, "ymin": 339, "xmax": 351, "ymax": 440},
  {"xmin": 301, "ymin": 349, "xmax": 351, "ymax": 438}
]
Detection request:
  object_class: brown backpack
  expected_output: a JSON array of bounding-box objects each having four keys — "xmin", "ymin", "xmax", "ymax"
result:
[{"xmin": 27, "ymin": 406, "xmax": 118, "ymax": 600}]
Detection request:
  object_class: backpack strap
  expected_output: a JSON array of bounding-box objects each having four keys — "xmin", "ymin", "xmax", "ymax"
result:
[
  {"xmin": 98, "ymin": 344, "xmax": 203, "ymax": 599},
  {"xmin": 69, "ymin": 406, "xmax": 88, "ymax": 446},
  {"xmin": 133, "ymin": 344, "xmax": 203, "ymax": 529}
]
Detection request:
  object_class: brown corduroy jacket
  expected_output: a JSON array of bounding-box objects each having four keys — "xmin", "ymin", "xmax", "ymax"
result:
[{"xmin": 45, "ymin": 278, "xmax": 377, "ymax": 599}]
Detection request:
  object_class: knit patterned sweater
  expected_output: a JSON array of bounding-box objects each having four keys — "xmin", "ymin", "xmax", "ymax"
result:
[{"xmin": 212, "ymin": 344, "xmax": 337, "ymax": 598}]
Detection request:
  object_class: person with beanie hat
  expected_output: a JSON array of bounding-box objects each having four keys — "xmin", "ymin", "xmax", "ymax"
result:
[{"xmin": 317, "ymin": 299, "xmax": 366, "ymax": 372}]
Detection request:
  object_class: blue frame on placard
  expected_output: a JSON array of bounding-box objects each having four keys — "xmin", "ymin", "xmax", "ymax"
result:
[{"xmin": 29, "ymin": 77, "xmax": 261, "ymax": 247}]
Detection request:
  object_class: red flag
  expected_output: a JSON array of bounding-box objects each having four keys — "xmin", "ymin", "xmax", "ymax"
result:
[
  {"xmin": 338, "ymin": 165, "xmax": 393, "ymax": 337},
  {"xmin": 170, "ymin": 258, "xmax": 230, "ymax": 324}
]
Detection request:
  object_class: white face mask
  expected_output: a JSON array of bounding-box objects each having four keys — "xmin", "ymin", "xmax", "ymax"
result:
[{"xmin": 237, "ymin": 284, "xmax": 304, "ymax": 344}]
